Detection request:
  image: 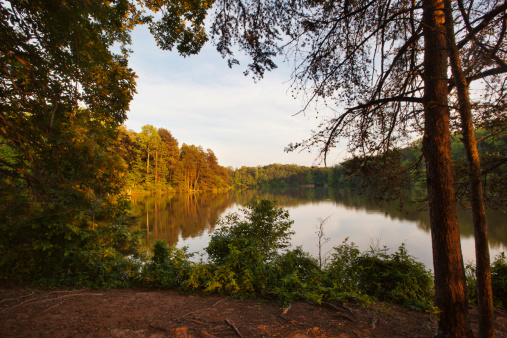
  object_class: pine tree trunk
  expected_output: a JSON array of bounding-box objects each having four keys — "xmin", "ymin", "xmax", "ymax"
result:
[
  {"xmin": 422, "ymin": 0, "xmax": 473, "ymax": 336},
  {"xmin": 443, "ymin": 1, "xmax": 494, "ymax": 336}
]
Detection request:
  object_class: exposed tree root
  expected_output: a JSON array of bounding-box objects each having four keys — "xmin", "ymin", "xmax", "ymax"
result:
[
  {"xmin": 0, "ymin": 292, "xmax": 35, "ymax": 304},
  {"xmin": 175, "ymin": 298, "xmax": 226, "ymax": 320},
  {"xmin": 0, "ymin": 293, "xmax": 103, "ymax": 314},
  {"xmin": 226, "ymin": 318, "xmax": 243, "ymax": 337}
]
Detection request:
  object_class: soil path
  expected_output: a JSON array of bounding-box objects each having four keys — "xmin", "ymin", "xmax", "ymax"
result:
[{"xmin": 1, "ymin": 288, "xmax": 507, "ymax": 337}]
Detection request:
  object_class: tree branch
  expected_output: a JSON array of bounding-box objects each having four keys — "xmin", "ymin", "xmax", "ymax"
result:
[
  {"xmin": 456, "ymin": 3, "xmax": 507, "ymax": 50},
  {"xmin": 0, "ymin": 157, "xmax": 40, "ymax": 185}
]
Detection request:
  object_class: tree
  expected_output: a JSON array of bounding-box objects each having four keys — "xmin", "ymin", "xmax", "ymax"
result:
[
  {"xmin": 0, "ymin": 0, "xmax": 213, "ymax": 282},
  {"xmin": 208, "ymin": 0, "xmax": 506, "ymax": 335},
  {"xmin": 138, "ymin": 124, "xmax": 162, "ymax": 188},
  {"xmin": 180, "ymin": 144, "xmax": 206, "ymax": 190},
  {"xmin": 443, "ymin": 1, "xmax": 498, "ymax": 335},
  {"xmin": 159, "ymin": 128, "xmax": 182, "ymax": 186}
]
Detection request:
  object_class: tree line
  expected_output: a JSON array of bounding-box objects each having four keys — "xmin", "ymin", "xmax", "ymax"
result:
[
  {"xmin": 119, "ymin": 125, "xmax": 231, "ymax": 192},
  {"xmin": 231, "ymin": 127, "xmax": 505, "ymax": 207}
]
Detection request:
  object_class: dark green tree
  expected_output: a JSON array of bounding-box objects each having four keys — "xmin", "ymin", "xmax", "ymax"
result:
[
  {"xmin": 208, "ymin": 0, "xmax": 506, "ymax": 335},
  {"xmin": 0, "ymin": 0, "xmax": 214, "ymax": 283}
]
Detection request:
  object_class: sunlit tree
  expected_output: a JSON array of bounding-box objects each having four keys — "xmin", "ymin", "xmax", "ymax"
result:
[{"xmin": 208, "ymin": 0, "xmax": 506, "ymax": 334}]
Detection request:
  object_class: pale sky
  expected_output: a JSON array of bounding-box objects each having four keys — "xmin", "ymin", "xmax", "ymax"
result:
[{"xmin": 124, "ymin": 24, "xmax": 348, "ymax": 168}]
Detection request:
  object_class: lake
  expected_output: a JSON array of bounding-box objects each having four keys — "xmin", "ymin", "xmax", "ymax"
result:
[{"xmin": 130, "ymin": 188, "xmax": 507, "ymax": 269}]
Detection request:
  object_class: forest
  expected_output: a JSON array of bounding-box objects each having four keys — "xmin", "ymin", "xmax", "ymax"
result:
[
  {"xmin": 231, "ymin": 128, "xmax": 505, "ymax": 206},
  {"xmin": 119, "ymin": 125, "xmax": 231, "ymax": 192},
  {"xmin": 0, "ymin": 0, "xmax": 506, "ymax": 336},
  {"xmin": 119, "ymin": 123, "xmax": 506, "ymax": 205}
]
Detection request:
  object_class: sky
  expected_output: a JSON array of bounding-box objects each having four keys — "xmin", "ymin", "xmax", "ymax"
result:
[{"xmin": 124, "ymin": 25, "xmax": 348, "ymax": 169}]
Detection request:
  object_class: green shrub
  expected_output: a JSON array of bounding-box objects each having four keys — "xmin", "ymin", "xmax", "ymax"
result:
[
  {"xmin": 206, "ymin": 199, "xmax": 294, "ymax": 265},
  {"xmin": 465, "ymin": 253, "xmax": 507, "ymax": 308},
  {"xmin": 325, "ymin": 238, "xmax": 362, "ymax": 294},
  {"xmin": 326, "ymin": 241, "xmax": 433, "ymax": 309},
  {"xmin": 143, "ymin": 241, "xmax": 194, "ymax": 288},
  {"xmin": 492, "ymin": 252, "xmax": 507, "ymax": 307},
  {"xmin": 271, "ymin": 247, "xmax": 326, "ymax": 305},
  {"xmin": 465, "ymin": 261, "xmax": 477, "ymax": 304},
  {"xmin": 200, "ymin": 199, "xmax": 294, "ymax": 298}
]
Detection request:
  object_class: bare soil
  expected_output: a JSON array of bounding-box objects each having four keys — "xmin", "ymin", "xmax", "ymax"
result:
[{"xmin": 1, "ymin": 288, "xmax": 507, "ymax": 337}]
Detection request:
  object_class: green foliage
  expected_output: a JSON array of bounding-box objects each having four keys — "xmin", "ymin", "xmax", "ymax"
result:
[
  {"xmin": 143, "ymin": 241, "xmax": 194, "ymax": 288},
  {"xmin": 326, "ymin": 240, "xmax": 434, "ymax": 309},
  {"xmin": 0, "ymin": 210, "xmax": 144, "ymax": 288},
  {"xmin": 325, "ymin": 238, "xmax": 362, "ymax": 293},
  {"xmin": 271, "ymin": 247, "xmax": 326, "ymax": 305},
  {"xmin": 491, "ymin": 253, "xmax": 507, "ymax": 308},
  {"xmin": 120, "ymin": 126, "xmax": 231, "ymax": 192},
  {"xmin": 199, "ymin": 199, "xmax": 295, "ymax": 299},
  {"xmin": 141, "ymin": 199, "xmax": 433, "ymax": 309},
  {"xmin": 206, "ymin": 199, "xmax": 294, "ymax": 264},
  {"xmin": 467, "ymin": 253, "xmax": 507, "ymax": 308},
  {"xmin": 465, "ymin": 261, "xmax": 478, "ymax": 305}
]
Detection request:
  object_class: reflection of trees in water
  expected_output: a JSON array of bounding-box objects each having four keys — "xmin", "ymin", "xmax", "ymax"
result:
[
  {"xmin": 326, "ymin": 188, "xmax": 505, "ymax": 247},
  {"xmin": 250, "ymin": 188, "xmax": 506, "ymax": 248},
  {"xmin": 131, "ymin": 188, "xmax": 506, "ymax": 250},
  {"xmin": 130, "ymin": 193, "xmax": 233, "ymax": 250}
]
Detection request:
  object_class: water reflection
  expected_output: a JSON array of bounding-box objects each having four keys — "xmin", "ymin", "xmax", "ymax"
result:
[
  {"xmin": 130, "ymin": 188, "xmax": 506, "ymax": 267},
  {"xmin": 130, "ymin": 193, "xmax": 233, "ymax": 250}
]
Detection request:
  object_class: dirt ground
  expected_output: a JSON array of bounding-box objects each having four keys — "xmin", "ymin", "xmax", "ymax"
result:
[{"xmin": 1, "ymin": 288, "xmax": 507, "ymax": 337}]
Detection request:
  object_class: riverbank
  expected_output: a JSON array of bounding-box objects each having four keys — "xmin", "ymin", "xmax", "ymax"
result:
[{"xmin": 1, "ymin": 288, "xmax": 507, "ymax": 337}]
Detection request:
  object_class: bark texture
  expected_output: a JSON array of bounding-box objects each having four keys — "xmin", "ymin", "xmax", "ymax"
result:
[
  {"xmin": 422, "ymin": 0, "xmax": 473, "ymax": 336},
  {"xmin": 443, "ymin": 1, "xmax": 495, "ymax": 336}
]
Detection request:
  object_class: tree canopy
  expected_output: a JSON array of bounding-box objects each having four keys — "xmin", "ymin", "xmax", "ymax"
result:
[
  {"xmin": 0, "ymin": 0, "xmax": 214, "ymax": 285},
  {"xmin": 207, "ymin": 0, "xmax": 506, "ymax": 335}
]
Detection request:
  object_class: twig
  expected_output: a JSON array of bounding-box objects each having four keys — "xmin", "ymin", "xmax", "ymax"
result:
[
  {"xmin": 175, "ymin": 298, "xmax": 226, "ymax": 320},
  {"xmin": 371, "ymin": 313, "xmax": 378, "ymax": 329},
  {"xmin": 148, "ymin": 323, "xmax": 168, "ymax": 332},
  {"xmin": 226, "ymin": 319, "xmax": 243, "ymax": 337},
  {"xmin": 48, "ymin": 289, "xmax": 88, "ymax": 295},
  {"xmin": 282, "ymin": 303, "xmax": 291, "ymax": 315},
  {"xmin": 319, "ymin": 302, "xmax": 357, "ymax": 323},
  {"xmin": 0, "ymin": 298, "xmax": 38, "ymax": 314},
  {"xmin": 277, "ymin": 315, "xmax": 291, "ymax": 322},
  {"xmin": 0, "ymin": 292, "xmax": 35, "ymax": 304},
  {"xmin": 322, "ymin": 301, "xmax": 355, "ymax": 316},
  {"xmin": 42, "ymin": 302, "xmax": 63, "ymax": 313},
  {"xmin": 35, "ymin": 293, "xmax": 104, "ymax": 303},
  {"xmin": 335, "ymin": 313, "xmax": 357, "ymax": 323}
]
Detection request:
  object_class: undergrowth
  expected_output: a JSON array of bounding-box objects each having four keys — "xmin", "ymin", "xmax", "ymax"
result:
[
  {"xmin": 3, "ymin": 198, "xmax": 505, "ymax": 312},
  {"xmin": 140, "ymin": 199, "xmax": 435, "ymax": 309},
  {"xmin": 466, "ymin": 252, "xmax": 507, "ymax": 308}
]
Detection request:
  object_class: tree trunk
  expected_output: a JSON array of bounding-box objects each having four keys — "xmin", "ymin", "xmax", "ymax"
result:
[
  {"xmin": 155, "ymin": 149, "xmax": 158, "ymax": 185},
  {"xmin": 443, "ymin": 1, "xmax": 494, "ymax": 336},
  {"xmin": 422, "ymin": 0, "xmax": 473, "ymax": 336},
  {"xmin": 147, "ymin": 148, "xmax": 150, "ymax": 178}
]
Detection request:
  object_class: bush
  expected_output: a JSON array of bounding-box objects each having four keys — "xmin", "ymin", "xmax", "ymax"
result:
[
  {"xmin": 206, "ymin": 199, "xmax": 294, "ymax": 265},
  {"xmin": 143, "ymin": 241, "xmax": 194, "ymax": 288},
  {"xmin": 465, "ymin": 253, "xmax": 507, "ymax": 308},
  {"xmin": 271, "ymin": 247, "xmax": 326, "ymax": 305},
  {"xmin": 491, "ymin": 253, "xmax": 507, "ymax": 307},
  {"xmin": 200, "ymin": 199, "xmax": 295, "ymax": 298},
  {"xmin": 326, "ymin": 240, "xmax": 433, "ymax": 309},
  {"xmin": 143, "ymin": 201, "xmax": 434, "ymax": 309}
]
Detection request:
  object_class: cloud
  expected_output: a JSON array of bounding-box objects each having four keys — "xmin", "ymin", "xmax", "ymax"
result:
[{"xmin": 125, "ymin": 25, "xmax": 347, "ymax": 168}]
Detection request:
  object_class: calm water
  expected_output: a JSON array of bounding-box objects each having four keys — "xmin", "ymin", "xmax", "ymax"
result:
[{"xmin": 130, "ymin": 188, "xmax": 507, "ymax": 269}]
